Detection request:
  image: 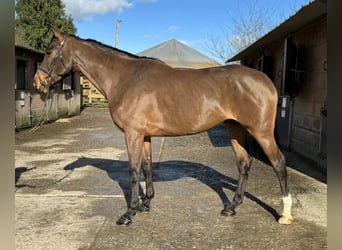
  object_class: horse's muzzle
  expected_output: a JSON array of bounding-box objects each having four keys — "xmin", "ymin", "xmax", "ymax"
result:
[{"xmin": 33, "ymin": 72, "xmax": 50, "ymax": 94}]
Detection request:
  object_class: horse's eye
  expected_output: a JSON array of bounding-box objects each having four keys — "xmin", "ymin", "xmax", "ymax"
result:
[{"xmin": 46, "ymin": 50, "xmax": 52, "ymax": 55}]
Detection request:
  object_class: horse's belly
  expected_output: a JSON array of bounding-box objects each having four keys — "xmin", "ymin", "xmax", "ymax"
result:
[{"xmin": 145, "ymin": 113, "xmax": 227, "ymax": 136}]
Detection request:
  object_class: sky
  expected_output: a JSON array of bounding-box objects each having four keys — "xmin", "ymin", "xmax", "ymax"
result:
[{"xmin": 62, "ymin": 0, "xmax": 311, "ymax": 64}]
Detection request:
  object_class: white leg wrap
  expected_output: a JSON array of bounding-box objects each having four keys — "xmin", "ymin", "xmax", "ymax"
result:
[{"xmin": 282, "ymin": 194, "xmax": 292, "ymax": 217}]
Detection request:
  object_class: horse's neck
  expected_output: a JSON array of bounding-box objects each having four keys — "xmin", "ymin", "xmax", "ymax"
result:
[{"xmin": 71, "ymin": 39, "xmax": 126, "ymax": 98}]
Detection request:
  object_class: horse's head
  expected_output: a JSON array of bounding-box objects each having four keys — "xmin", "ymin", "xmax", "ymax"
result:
[{"xmin": 33, "ymin": 27, "xmax": 73, "ymax": 93}]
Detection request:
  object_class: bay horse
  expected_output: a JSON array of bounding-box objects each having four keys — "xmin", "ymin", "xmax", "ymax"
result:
[{"xmin": 34, "ymin": 28, "xmax": 293, "ymax": 226}]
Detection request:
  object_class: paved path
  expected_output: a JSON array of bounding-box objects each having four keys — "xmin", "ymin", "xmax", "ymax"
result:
[{"xmin": 15, "ymin": 107, "xmax": 327, "ymax": 249}]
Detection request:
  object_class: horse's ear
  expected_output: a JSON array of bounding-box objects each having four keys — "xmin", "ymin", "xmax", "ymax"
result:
[{"xmin": 51, "ymin": 27, "xmax": 64, "ymax": 42}]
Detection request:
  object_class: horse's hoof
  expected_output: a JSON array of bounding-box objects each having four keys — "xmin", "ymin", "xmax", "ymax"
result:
[
  {"xmin": 116, "ymin": 214, "xmax": 133, "ymax": 226},
  {"xmin": 221, "ymin": 208, "xmax": 236, "ymax": 216},
  {"xmin": 138, "ymin": 203, "xmax": 151, "ymax": 213},
  {"xmin": 278, "ymin": 214, "xmax": 293, "ymax": 225}
]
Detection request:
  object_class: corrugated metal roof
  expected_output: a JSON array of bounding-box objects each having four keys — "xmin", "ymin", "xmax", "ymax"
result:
[
  {"xmin": 138, "ymin": 39, "xmax": 221, "ymax": 68},
  {"xmin": 226, "ymin": 0, "xmax": 327, "ymax": 63}
]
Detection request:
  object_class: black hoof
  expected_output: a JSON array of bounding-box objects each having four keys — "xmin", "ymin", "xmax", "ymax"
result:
[
  {"xmin": 221, "ymin": 208, "xmax": 236, "ymax": 217},
  {"xmin": 137, "ymin": 203, "xmax": 151, "ymax": 213},
  {"xmin": 116, "ymin": 213, "xmax": 134, "ymax": 226}
]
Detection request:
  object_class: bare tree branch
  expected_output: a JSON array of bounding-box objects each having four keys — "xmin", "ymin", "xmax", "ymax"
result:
[{"xmin": 204, "ymin": 0, "xmax": 281, "ymax": 63}]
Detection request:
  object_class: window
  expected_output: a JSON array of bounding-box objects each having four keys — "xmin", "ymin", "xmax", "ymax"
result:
[
  {"xmin": 62, "ymin": 74, "xmax": 73, "ymax": 91},
  {"xmin": 281, "ymin": 38, "xmax": 305, "ymax": 96},
  {"xmin": 257, "ymin": 52, "xmax": 274, "ymax": 80},
  {"xmin": 16, "ymin": 59, "xmax": 27, "ymax": 90}
]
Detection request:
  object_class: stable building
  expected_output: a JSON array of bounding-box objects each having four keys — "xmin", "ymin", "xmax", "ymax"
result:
[
  {"xmin": 15, "ymin": 45, "xmax": 82, "ymax": 129},
  {"xmin": 226, "ymin": 0, "xmax": 327, "ymax": 173}
]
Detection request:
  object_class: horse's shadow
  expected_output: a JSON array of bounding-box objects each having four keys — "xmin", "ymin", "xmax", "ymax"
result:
[
  {"xmin": 207, "ymin": 123, "xmax": 270, "ymax": 164},
  {"xmin": 15, "ymin": 166, "xmax": 37, "ymax": 189},
  {"xmin": 64, "ymin": 157, "xmax": 280, "ymax": 221}
]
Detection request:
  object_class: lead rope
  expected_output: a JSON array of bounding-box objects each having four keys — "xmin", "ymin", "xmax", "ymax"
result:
[
  {"xmin": 16, "ymin": 86, "xmax": 74, "ymax": 192},
  {"xmin": 19, "ymin": 87, "xmax": 54, "ymax": 137},
  {"xmin": 15, "ymin": 31, "xmax": 73, "ymax": 189},
  {"xmin": 15, "ymin": 87, "xmax": 74, "ymax": 192},
  {"xmin": 15, "ymin": 166, "xmax": 74, "ymax": 192},
  {"xmin": 21, "ymin": 36, "xmax": 66, "ymax": 137}
]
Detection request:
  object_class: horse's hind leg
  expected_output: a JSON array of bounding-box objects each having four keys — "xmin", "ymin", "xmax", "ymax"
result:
[
  {"xmin": 221, "ymin": 120, "xmax": 252, "ymax": 216},
  {"xmin": 252, "ymin": 131, "xmax": 293, "ymax": 225},
  {"xmin": 138, "ymin": 136, "xmax": 154, "ymax": 212}
]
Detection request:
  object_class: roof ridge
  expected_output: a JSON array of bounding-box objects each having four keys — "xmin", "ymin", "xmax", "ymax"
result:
[{"xmin": 137, "ymin": 38, "xmax": 221, "ymax": 68}]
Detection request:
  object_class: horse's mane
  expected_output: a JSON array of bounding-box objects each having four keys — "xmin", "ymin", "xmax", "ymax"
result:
[{"xmin": 67, "ymin": 34, "xmax": 164, "ymax": 63}]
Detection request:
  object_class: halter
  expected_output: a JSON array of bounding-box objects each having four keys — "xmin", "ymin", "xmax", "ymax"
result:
[
  {"xmin": 38, "ymin": 37, "xmax": 67, "ymax": 90},
  {"xmin": 26, "ymin": 37, "xmax": 67, "ymax": 134}
]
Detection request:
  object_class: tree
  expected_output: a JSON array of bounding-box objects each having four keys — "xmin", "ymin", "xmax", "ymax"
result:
[
  {"xmin": 204, "ymin": 1, "xmax": 280, "ymax": 63},
  {"xmin": 15, "ymin": 0, "xmax": 76, "ymax": 51}
]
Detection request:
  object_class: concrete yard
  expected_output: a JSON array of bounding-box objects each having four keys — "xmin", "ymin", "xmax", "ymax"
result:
[{"xmin": 15, "ymin": 107, "xmax": 327, "ymax": 249}]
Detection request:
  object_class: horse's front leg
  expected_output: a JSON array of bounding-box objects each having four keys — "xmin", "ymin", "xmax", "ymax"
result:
[
  {"xmin": 117, "ymin": 130, "xmax": 144, "ymax": 226},
  {"xmin": 138, "ymin": 136, "xmax": 154, "ymax": 212}
]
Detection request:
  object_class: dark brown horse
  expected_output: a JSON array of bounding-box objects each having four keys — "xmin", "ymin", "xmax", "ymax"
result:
[{"xmin": 34, "ymin": 28, "xmax": 293, "ymax": 226}]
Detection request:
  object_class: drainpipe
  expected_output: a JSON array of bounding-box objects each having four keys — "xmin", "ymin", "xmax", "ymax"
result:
[
  {"xmin": 281, "ymin": 38, "xmax": 288, "ymax": 94},
  {"xmin": 281, "ymin": 37, "xmax": 293, "ymax": 151}
]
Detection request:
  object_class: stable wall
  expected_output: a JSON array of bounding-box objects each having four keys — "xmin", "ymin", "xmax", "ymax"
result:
[{"xmin": 240, "ymin": 17, "xmax": 327, "ymax": 171}]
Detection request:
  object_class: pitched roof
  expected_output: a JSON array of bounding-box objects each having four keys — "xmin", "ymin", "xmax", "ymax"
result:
[
  {"xmin": 226, "ymin": 0, "xmax": 327, "ymax": 63},
  {"xmin": 138, "ymin": 39, "xmax": 220, "ymax": 68}
]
